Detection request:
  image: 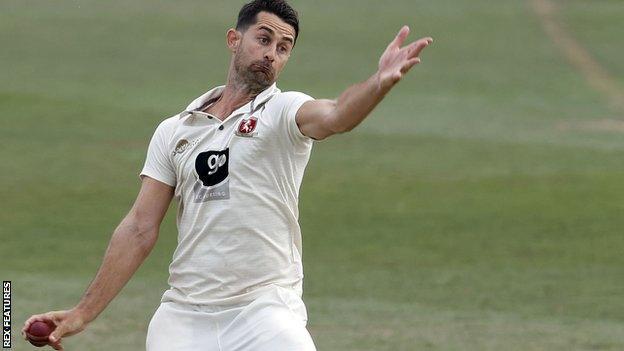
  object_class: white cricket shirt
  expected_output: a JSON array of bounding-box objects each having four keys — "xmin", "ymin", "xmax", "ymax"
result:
[{"xmin": 139, "ymin": 83, "xmax": 314, "ymax": 306}]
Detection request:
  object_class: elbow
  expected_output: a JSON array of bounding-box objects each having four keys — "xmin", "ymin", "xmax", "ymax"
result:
[
  {"xmin": 312, "ymin": 125, "xmax": 344, "ymax": 141},
  {"xmin": 313, "ymin": 122, "xmax": 352, "ymax": 141},
  {"xmin": 327, "ymin": 121, "xmax": 356, "ymax": 136},
  {"xmin": 117, "ymin": 214, "xmax": 159, "ymax": 253},
  {"xmin": 337, "ymin": 123, "xmax": 357, "ymax": 133},
  {"xmin": 325, "ymin": 111, "xmax": 356, "ymax": 137},
  {"xmin": 302, "ymin": 100, "xmax": 356, "ymax": 140},
  {"xmin": 135, "ymin": 226, "xmax": 159, "ymax": 253}
]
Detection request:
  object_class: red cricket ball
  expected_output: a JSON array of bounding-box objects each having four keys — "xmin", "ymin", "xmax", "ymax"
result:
[{"xmin": 27, "ymin": 321, "xmax": 54, "ymax": 348}]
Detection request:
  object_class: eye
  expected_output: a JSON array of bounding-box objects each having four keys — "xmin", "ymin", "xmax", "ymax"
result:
[
  {"xmin": 279, "ymin": 45, "xmax": 292, "ymax": 55},
  {"xmin": 258, "ymin": 36, "xmax": 269, "ymax": 45}
]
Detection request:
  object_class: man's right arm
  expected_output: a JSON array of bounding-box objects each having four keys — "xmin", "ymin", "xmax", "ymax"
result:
[{"xmin": 22, "ymin": 176, "xmax": 174, "ymax": 350}]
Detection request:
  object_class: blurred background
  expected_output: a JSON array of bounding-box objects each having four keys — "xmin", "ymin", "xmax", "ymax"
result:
[{"xmin": 1, "ymin": 0, "xmax": 623, "ymax": 350}]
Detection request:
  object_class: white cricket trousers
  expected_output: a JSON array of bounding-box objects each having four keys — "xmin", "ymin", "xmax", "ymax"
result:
[{"xmin": 146, "ymin": 285, "xmax": 317, "ymax": 351}]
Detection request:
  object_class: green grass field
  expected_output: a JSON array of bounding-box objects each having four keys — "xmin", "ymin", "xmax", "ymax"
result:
[{"xmin": 2, "ymin": 0, "xmax": 623, "ymax": 350}]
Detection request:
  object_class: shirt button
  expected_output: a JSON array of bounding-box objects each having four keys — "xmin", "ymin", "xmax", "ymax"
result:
[{"xmin": 218, "ymin": 125, "xmax": 224, "ymax": 130}]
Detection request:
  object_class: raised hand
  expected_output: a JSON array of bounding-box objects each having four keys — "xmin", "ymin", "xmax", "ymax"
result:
[{"xmin": 377, "ymin": 26, "xmax": 432, "ymax": 91}]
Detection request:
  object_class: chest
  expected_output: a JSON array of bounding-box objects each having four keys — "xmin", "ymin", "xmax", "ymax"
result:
[{"xmin": 170, "ymin": 111, "xmax": 281, "ymax": 191}]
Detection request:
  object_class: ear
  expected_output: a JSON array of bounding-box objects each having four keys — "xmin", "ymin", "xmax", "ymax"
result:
[{"xmin": 226, "ymin": 29, "xmax": 242, "ymax": 53}]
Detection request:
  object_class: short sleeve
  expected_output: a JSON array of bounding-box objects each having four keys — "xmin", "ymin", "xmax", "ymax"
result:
[
  {"xmin": 139, "ymin": 119, "xmax": 176, "ymax": 187},
  {"xmin": 280, "ymin": 91, "xmax": 314, "ymax": 145}
]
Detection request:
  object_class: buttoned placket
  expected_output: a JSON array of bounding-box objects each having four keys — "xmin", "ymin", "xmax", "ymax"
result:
[
  {"xmin": 194, "ymin": 106, "xmax": 250, "ymax": 131},
  {"xmin": 180, "ymin": 83, "xmax": 278, "ymax": 129}
]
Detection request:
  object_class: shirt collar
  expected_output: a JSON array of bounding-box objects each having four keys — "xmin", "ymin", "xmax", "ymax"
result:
[{"xmin": 179, "ymin": 83, "xmax": 280, "ymax": 119}]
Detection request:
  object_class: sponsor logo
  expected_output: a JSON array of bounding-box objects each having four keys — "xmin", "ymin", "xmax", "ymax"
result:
[
  {"xmin": 195, "ymin": 149, "xmax": 229, "ymax": 186},
  {"xmin": 193, "ymin": 148, "xmax": 229, "ymax": 201},
  {"xmin": 236, "ymin": 116, "xmax": 258, "ymax": 137},
  {"xmin": 173, "ymin": 139, "xmax": 189, "ymax": 155},
  {"xmin": 172, "ymin": 138, "xmax": 201, "ymax": 157}
]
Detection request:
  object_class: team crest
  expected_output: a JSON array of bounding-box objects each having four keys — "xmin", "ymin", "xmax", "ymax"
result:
[{"xmin": 236, "ymin": 116, "xmax": 258, "ymax": 137}]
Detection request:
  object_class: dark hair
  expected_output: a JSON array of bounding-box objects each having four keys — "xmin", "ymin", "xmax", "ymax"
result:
[{"xmin": 236, "ymin": 0, "xmax": 300, "ymax": 44}]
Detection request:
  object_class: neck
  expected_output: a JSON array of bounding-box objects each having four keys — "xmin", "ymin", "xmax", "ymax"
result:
[
  {"xmin": 221, "ymin": 75, "xmax": 258, "ymax": 109},
  {"xmin": 205, "ymin": 70, "xmax": 271, "ymax": 120}
]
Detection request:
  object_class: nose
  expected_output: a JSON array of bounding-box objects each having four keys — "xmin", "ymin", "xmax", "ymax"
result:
[{"xmin": 264, "ymin": 45, "xmax": 276, "ymax": 62}]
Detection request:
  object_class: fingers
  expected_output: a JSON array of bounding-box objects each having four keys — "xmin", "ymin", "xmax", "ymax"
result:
[
  {"xmin": 404, "ymin": 37, "xmax": 433, "ymax": 59},
  {"xmin": 22, "ymin": 313, "xmax": 48, "ymax": 336},
  {"xmin": 388, "ymin": 25, "xmax": 410, "ymax": 49},
  {"xmin": 51, "ymin": 340, "xmax": 65, "ymax": 351},
  {"xmin": 49, "ymin": 325, "xmax": 65, "ymax": 344},
  {"xmin": 49, "ymin": 324, "xmax": 72, "ymax": 350},
  {"xmin": 23, "ymin": 313, "xmax": 57, "ymax": 332},
  {"xmin": 21, "ymin": 311, "xmax": 70, "ymax": 351},
  {"xmin": 49, "ymin": 310, "xmax": 86, "ymax": 343},
  {"xmin": 401, "ymin": 57, "xmax": 421, "ymax": 74},
  {"xmin": 22, "ymin": 311, "xmax": 64, "ymax": 343}
]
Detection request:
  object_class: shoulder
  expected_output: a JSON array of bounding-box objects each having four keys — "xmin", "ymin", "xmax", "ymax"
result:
[
  {"xmin": 146, "ymin": 114, "xmax": 182, "ymax": 146},
  {"xmin": 153, "ymin": 114, "xmax": 182, "ymax": 134},
  {"xmin": 264, "ymin": 91, "xmax": 316, "ymax": 144},
  {"xmin": 160, "ymin": 114, "xmax": 182, "ymax": 128},
  {"xmin": 270, "ymin": 91, "xmax": 315, "ymax": 106},
  {"xmin": 265, "ymin": 91, "xmax": 315, "ymax": 119}
]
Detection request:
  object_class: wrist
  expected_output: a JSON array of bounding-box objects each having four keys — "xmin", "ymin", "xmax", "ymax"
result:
[
  {"xmin": 72, "ymin": 305, "xmax": 95, "ymax": 324},
  {"xmin": 372, "ymin": 70, "xmax": 392, "ymax": 96},
  {"xmin": 372, "ymin": 71, "xmax": 383, "ymax": 92}
]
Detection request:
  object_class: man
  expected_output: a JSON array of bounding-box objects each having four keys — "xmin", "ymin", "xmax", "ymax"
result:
[{"xmin": 22, "ymin": 0, "xmax": 432, "ymax": 350}]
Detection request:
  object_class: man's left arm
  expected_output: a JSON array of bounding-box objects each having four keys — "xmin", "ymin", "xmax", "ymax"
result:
[{"xmin": 296, "ymin": 26, "xmax": 432, "ymax": 140}]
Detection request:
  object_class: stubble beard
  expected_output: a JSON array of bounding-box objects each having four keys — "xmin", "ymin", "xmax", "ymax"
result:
[{"xmin": 233, "ymin": 53, "xmax": 275, "ymax": 95}]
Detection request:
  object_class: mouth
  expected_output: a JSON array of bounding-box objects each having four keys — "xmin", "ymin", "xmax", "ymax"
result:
[{"xmin": 251, "ymin": 63, "xmax": 273, "ymax": 75}]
